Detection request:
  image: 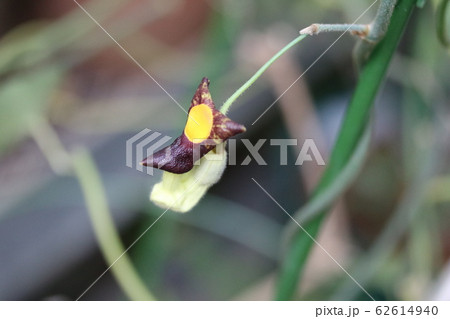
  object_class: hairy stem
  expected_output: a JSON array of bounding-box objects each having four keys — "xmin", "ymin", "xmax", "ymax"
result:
[
  {"xmin": 367, "ymin": 0, "xmax": 398, "ymax": 42},
  {"xmin": 300, "ymin": 0, "xmax": 397, "ymax": 40},
  {"xmin": 300, "ymin": 24, "xmax": 369, "ymax": 36},
  {"xmin": 354, "ymin": 0, "xmax": 398, "ymax": 65},
  {"xmin": 299, "ymin": 0, "xmax": 398, "ymax": 67}
]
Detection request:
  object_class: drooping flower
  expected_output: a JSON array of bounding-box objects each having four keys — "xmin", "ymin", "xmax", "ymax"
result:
[
  {"xmin": 141, "ymin": 77, "xmax": 246, "ymax": 173},
  {"xmin": 142, "ymin": 77, "xmax": 246, "ymax": 213},
  {"xmin": 142, "ymin": 33, "xmax": 308, "ymax": 213}
]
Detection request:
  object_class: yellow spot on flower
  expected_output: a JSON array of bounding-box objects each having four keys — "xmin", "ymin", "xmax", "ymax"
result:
[{"xmin": 184, "ymin": 103, "xmax": 213, "ymax": 143}]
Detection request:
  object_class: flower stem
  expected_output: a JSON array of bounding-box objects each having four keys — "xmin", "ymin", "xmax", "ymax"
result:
[{"xmin": 219, "ymin": 34, "xmax": 307, "ymax": 114}]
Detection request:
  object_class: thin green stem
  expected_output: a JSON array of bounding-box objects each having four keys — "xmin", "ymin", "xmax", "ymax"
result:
[
  {"xmin": 29, "ymin": 118, "xmax": 154, "ymax": 300},
  {"xmin": 72, "ymin": 150, "xmax": 155, "ymax": 301},
  {"xmin": 28, "ymin": 116, "xmax": 72, "ymax": 175},
  {"xmin": 219, "ymin": 34, "xmax": 307, "ymax": 114},
  {"xmin": 276, "ymin": 0, "xmax": 416, "ymax": 300},
  {"xmin": 282, "ymin": 122, "xmax": 371, "ymax": 248}
]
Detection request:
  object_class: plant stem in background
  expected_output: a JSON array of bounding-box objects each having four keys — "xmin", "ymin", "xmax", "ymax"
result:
[
  {"xmin": 276, "ymin": 0, "xmax": 416, "ymax": 300},
  {"xmin": 331, "ymin": 116, "xmax": 438, "ymax": 300},
  {"xmin": 28, "ymin": 117, "xmax": 72, "ymax": 175},
  {"xmin": 332, "ymin": 3, "xmax": 446, "ymax": 300},
  {"xmin": 29, "ymin": 118, "xmax": 154, "ymax": 300},
  {"xmin": 219, "ymin": 34, "xmax": 307, "ymax": 115},
  {"xmin": 282, "ymin": 122, "xmax": 371, "ymax": 246},
  {"xmin": 72, "ymin": 150, "xmax": 155, "ymax": 301},
  {"xmin": 437, "ymin": 0, "xmax": 450, "ymax": 47}
]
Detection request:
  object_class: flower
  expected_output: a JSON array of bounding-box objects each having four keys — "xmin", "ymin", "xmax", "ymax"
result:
[
  {"xmin": 150, "ymin": 143, "xmax": 228, "ymax": 213},
  {"xmin": 141, "ymin": 77, "xmax": 246, "ymax": 174},
  {"xmin": 142, "ymin": 77, "xmax": 246, "ymax": 213}
]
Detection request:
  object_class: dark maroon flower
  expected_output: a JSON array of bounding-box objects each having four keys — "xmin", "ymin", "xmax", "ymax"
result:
[{"xmin": 141, "ymin": 77, "xmax": 246, "ymax": 174}]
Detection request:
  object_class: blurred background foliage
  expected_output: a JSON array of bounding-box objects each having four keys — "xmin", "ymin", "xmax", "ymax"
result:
[{"xmin": 0, "ymin": 0, "xmax": 449, "ymax": 300}]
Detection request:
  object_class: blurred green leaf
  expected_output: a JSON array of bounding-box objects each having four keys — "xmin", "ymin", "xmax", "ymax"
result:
[{"xmin": 0, "ymin": 66, "xmax": 64, "ymax": 152}]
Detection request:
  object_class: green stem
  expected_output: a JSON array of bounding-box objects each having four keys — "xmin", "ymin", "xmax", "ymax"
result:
[
  {"xmin": 331, "ymin": 130, "xmax": 436, "ymax": 300},
  {"xmin": 437, "ymin": 0, "xmax": 450, "ymax": 47},
  {"xmin": 332, "ymin": 3, "xmax": 444, "ymax": 300},
  {"xmin": 29, "ymin": 118, "xmax": 154, "ymax": 300},
  {"xmin": 28, "ymin": 116, "xmax": 72, "ymax": 175},
  {"xmin": 282, "ymin": 122, "xmax": 371, "ymax": 247},
  {"xmin": 72, "ymin": 150, "xmax": 155, "ymax": 301},
  {"xmin": 219, "ymin": 34, "xmax": 307, "ymax": 114},
  {"xmin": 276, "ymin": 0, "xmax": 416, "ymax": 300}
]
